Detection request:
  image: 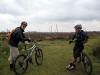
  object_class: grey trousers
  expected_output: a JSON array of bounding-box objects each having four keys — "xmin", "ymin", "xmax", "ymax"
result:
[{"xmin": 8, "ymin": 45, "xmax": 19, "ymax": 64}]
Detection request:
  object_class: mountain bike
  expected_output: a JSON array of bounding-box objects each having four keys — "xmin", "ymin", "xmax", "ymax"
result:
[
  {"xmin": 77, "ymin": 51, "xmax": 93, "ymax": 75},
  {"xmin": 69, "ymin": 40, "xmax": 93, "ymax": 75},
  {"xmin": 13, "ymin": 40, "xmax": 43, "ymax": 74}
]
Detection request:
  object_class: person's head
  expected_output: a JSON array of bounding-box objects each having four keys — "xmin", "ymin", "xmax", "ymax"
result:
[
  {"xmin": 74, "ymin": 24, "xmax": 82, "ymax": 32},
  {"xmin": 20, "ymin": 21, "xmax": 27, "ymax": 30}
]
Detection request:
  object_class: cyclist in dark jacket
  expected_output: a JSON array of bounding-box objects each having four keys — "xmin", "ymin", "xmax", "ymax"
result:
[
  {"xmin": 8, "ymin": 21, "xmax": 30, "ymax": 70},
  {"xmin": 9, "ymin": 26, "xmax": 29, "ymax": 47},
  {"xmin": 66, "ymin": 24, "xmax": 88, "ymax": 70}
]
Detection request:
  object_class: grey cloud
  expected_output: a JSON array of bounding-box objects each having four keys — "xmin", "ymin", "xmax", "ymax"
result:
[
  {"xmin": 0, "ymin": 0, "xmax": 100, "ymax": 24},
  {"xmin": 0, "ymin": 0, "xmax": 23, "ymax": 15},
  {"xmin": 29, "ymin": 0, "xmax": 100, "ymax": 23}
]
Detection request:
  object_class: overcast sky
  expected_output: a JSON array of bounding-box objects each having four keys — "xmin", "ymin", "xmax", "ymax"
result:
[{"xmin": 0, "ymin": 0, "xmax": 100, "ymax": 32}]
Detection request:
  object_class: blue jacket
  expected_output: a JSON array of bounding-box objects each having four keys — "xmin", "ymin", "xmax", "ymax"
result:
[{"xmin": 72, "ymin": 30, "xmax": 87, "ymax": 45}]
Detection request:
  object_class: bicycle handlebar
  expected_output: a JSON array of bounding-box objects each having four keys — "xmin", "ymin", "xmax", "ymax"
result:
[
  {"xmin": 24, "ymin": 40, "xmax": 42, "ymax": 50},
  {"xmin": 29, "ymin": 40, "xmax": 42, "ymax": 43}
]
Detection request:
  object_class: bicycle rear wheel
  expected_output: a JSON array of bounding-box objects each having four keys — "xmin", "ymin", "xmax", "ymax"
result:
[
  {"xmin": 82, "ymin": 52, "xmax": 93, "ymax": 75},
  {"xmin": 13, "ymin": 54, "xmax": 28, "ymax": 74},
  {"xmin": 35, "ymin": 48, "xmax": 43, "ymax": 65}
]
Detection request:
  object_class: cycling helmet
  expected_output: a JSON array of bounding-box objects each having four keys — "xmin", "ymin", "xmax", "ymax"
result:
[{"xmin": 74, "ymin": 24, "xmax": 82, "ymax": 29}]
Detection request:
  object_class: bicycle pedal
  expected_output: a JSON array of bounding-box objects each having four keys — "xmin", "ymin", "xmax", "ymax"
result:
[
  {"xmin": 28, "ymin": 58, "xmax": 33, "ymax": 64},
  {"xmin": 29, "ymin": 60, "xmax": 33, "ymax": 64}
]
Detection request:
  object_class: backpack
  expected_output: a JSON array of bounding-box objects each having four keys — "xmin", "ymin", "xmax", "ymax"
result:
[
  {"xmin": 82, "ymin": 31, "xmax": 88, "ymax": 43},
  {"xmin": 85, "ymin": 33, "xmax": 88, "ymax": 43},
  {"xmin": 6, "ymin": 27, "xmax": 20, "ymax": 41}
]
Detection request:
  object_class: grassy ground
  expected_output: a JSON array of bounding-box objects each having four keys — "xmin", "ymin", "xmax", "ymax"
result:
[{"xmin": 0, "ymin": 38, "xmax": 100, "ymax": 75}]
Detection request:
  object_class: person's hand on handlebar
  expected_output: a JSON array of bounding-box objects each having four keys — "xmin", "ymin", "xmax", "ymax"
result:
[
  {"xmin": 69, "ymin": 40, "xmax": 73, "ymax": 44},
  {"xmin": 27, "ymin": 39, "xmax": 42, "ymax": 43}
]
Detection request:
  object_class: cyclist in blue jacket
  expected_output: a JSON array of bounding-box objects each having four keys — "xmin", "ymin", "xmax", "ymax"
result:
[{"xmin": 66, "ymin": 24, "xmax": 88, "ymax": 70}]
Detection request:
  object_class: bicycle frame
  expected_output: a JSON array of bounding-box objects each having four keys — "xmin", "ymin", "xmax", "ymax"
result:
[
  {"xmin": 13, "ymin": 40, "xmax": 43, "ymax": 75},
  {"xmin": 23, "ymin": 42, "xmax": 38, "ymax": 63},
  {"xmin": 79, "ymin": 52, "xmax": 85, "ymax": 62}
]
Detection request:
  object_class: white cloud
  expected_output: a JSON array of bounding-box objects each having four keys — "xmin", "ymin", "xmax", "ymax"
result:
[{"xmin": 0, "ymin": 0, "xmax": 100, "ymax": 32}]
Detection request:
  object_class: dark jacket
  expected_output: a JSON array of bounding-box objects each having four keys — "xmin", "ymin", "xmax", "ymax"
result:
[
  {"xmin": 9, "ymin": 27, "xmax": 29, "ymax": 47},
  {"xmin": 72, "ymin": 30, "xmax": 87, "ymax": 46}
]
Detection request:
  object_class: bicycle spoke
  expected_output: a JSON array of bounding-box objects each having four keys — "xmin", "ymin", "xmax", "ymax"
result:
[
  {"xmin": 14, "ymin": 55, "xmax": 28, "ymax": 74},
  {"xmin": 82, "ymin": 53, "xmax": 92, "ymax": 75},
  {"xmin": 35, "ymin": 48, "xmax": 43, "ymax": 65}
]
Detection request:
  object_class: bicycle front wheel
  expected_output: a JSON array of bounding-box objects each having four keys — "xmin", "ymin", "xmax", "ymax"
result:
[
  {"xmin": 35, "ymin": 48, "xmax": 43, "ymax": 65},
  {"xmin": 82, "ymin": 53, "xmax": 93, "ymax": 75},
  {"xmin": 13, "ymin": 54, "xmax": 28, "ymax": 74}
]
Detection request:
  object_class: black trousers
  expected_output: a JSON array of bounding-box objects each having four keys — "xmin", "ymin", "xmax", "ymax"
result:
[{"xmin": 73, "ymin": 44, "xmax": 84, "ymax": 59}]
